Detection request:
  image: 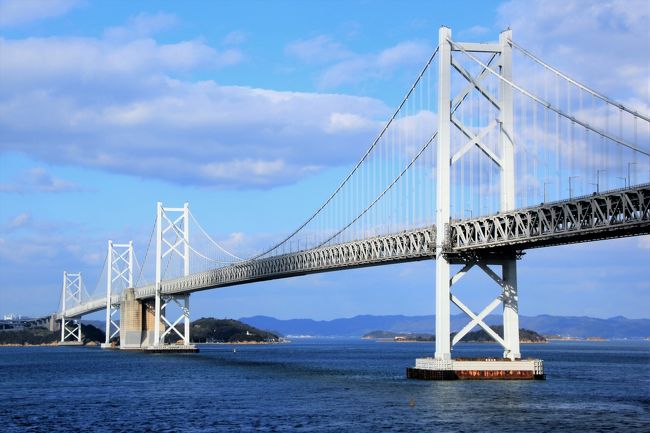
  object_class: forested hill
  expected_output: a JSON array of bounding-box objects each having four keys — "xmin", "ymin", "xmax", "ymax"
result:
[
  {"xmin": 190, "ymin": 318, "xmax": 280, "ymax": 343},
  {"xmin": 0, "ymin": 324, "xmax": 105, "ymax": 345}
]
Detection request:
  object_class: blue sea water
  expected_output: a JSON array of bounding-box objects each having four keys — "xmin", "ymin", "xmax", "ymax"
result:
[{"xmin": 0, "ymin": 340, "xmax": 648, "ymax": 432}]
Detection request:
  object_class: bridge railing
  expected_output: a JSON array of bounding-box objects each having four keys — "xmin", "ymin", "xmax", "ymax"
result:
[{"xmin": 450, "ymin": 184, "xmax": 650, "ymax": 251}]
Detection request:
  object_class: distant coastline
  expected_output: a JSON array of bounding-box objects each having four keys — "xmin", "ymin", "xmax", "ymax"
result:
[
  {"xmin": 362, "ymin": 326, "xmax": 547, "ymax": 343},
  {"xmin": 241, "ymin": 314, "xmax": 650, "ymax": 339}
]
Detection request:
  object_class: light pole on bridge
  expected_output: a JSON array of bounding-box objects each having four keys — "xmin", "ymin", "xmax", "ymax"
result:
[
  {"xmin": 568, "ymin": 176, "xmax": 580, "ymax": 199},
  {"xmin": 590, "ymin": 170, "xmax": 607, "ymax": 194}
]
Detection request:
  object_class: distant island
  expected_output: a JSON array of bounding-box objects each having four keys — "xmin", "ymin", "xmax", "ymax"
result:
[
  {"xmin": 241, "ymin": 314, "xmax": 650, "ymax": 339},
  {"xmin": 544, "ymin": 335, "xmax": 609, "ymax": 342},
  {"xmin": 0, "ymin": 318, "xmax": 281, "ymax": 346},
  {"xmin": 0, "ymin": 323, "xmax": 105, "ymax": 346},
  {"xmin": 363, "ymin": 330, "xmax": 433, "ymax": 341},
  {"xmin": 363, "ymin": 326, "xmax": 547, "ymax": 343},
  {"xmin": 190, "ymin": 317, "xmax": 281, "ymax": 343}
]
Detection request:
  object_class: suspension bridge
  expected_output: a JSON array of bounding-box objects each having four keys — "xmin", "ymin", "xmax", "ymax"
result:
[{"xmin": 46, "ymin": 28, "xmax": 649, "ymax": 378}]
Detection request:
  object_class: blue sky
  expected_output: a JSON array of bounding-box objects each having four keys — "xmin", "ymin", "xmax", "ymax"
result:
[{"xmin": 0, "ymin": 0, "xmax": 649, "ymax": 320}]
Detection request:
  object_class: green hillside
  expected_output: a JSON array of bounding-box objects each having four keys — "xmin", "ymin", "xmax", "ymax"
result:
[
  {"xmin": 0, "ymin": 324, "xmax": 105, "ymax": 345},
  {"xmin": 190, "ymin": 318, "xmax": 281, "ymax": 343}
]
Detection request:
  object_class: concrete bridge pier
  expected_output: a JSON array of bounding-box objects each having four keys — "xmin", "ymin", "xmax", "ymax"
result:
[
  {"xmin": 119, "ymin": 288, "xmax": 196, "ymax": 352},
  {"xmin": 119, "ymin": 288, "xmax": 161, "ymax": 349},
  {"xmin": 48, "ymin": 314, "xmax": 60, "ymax": 332}
]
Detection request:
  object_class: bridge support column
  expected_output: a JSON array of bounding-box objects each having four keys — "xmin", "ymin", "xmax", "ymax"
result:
[
  {"xmin": 439, "ymin": 257, "xmax": 524, "ymax": 361},
  {"xmin": 502, "ymin": 259, "xmax": 520, "ymax": 360},
  {"xmin": 119, "ymin": 288, "xmax": 141, "ymax": 349},
  {"xmin": 434, "ymin": 26, "xmax": 452, "ymax": 361},
  {"xmin": 150, "ymin": 202, "xmax": 196, "ymax": 352},
  {"xmin": 61, "ymin": 317, "xmax": 82, "ymax": 344},
  {"xmin": 497, "ymin": 27, "xmax": 520, "ymax": 361},
  {"xmin": 48, "ymin": 314, "xmax": 60, "ymax": 332},
  {"xmin": 435, "ymin": 258, "xmax": 451, "ymax": 360},
  {"xmin": 60, "ymin": 271, "xmax": 83, "ymax": 345},
  {"xmin": 103, "ymin": 241, "xmax": 133, "ymax": 348},
  {"xmin": 410, "ymin": 255, "xmax": 535, "ymax": 379}
]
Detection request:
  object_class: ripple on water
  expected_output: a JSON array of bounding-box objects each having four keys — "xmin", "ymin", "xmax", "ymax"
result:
[{"xmin": 0, "ymin": 341, "xmax": 648, "ymax": 432}]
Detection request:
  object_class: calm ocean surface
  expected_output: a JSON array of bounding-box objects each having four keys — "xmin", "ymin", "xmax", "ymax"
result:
[{"xmin": 0, "ymin": 340, "xmax": 648, "ymax": 432}]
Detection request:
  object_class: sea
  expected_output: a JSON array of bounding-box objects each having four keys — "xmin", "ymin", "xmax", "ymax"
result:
[{"xmin": 0, "ymin": 340, "xmax": 648, "ymax": 432}]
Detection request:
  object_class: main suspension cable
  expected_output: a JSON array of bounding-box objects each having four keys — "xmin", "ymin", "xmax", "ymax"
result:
[
  {"xmin": 188, "ymin": 210, "xmax": 243, "ymax": 261},
  {"xmin": 510, "ymin": 39, "xmax": 650, "ymax": 123},
  {"xmin": 250, "ymin": 46, "xmax": 440, "ymax": 259},
  {"xmin": 450, "ymin": 39, "xmax": 650, "ymax": 157},
  {"xmin": 135, "ymin": 216, "xmax": 156, "ymax": 287}
]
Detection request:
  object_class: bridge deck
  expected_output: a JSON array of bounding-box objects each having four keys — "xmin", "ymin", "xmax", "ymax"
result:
[{"xmin": 60, "ymin": 184, "xmax": 649, "ymax": 318}]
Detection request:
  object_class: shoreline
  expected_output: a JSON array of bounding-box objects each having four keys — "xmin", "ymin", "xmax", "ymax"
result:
[
  {"xmin": 0, "ymin": 342, "xmax": 67, "ymax": 347},
  {"xmin": 0, "ymin": 340, "xmax": 287, "ymax": 347},
  {"xmin": 369, "ymin": 339, "xmax": 547, "ymax": 344}
]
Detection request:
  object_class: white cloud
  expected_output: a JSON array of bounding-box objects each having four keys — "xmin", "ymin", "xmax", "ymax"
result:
[
  {"xmin": 376, "ymin": 41, "xmax": 430, "ymax": 69},
  {"xmin": 222, "ymin": 30, "xmax": 248, "ymax": 46},
  {"xmin": 498, "ymin": 0, "xmax": 650, "ymax": 102},
  {"xmin": 285, "ymin": 35, "xmax": 353, "ymax": 64},
  {"xmin": 317, "ymin": 39, "xmax": 433, "ymax": 88},
  {"xmin": 460, "ymin": 25, "xmax": 491, "ymax": 37},
  {"xmin": 0, "ymin": 32, "xmax": 388, "ymax": 188},
  {"xmin": 5, "ymin": 212, "xmax": 31, "ymax": 230},
  {"xmin": 0, "ymin": 0, "xmax": 80, "ymax": 27},
  {"xmin": 1, "ymin": 80, "xmax": 386, "ymax": 187},
  {"xmin": 199, "ymin": 159, "xmax": 321, "ymax": 187},
  {"xmin": 104, "ymin": 12, "xmax": 178, "ymax": 40},
  {"xmin": 325, "ymin": 112, "xmax": 377, "ymax": 133},
  {"xmin": 0, "ymin": 36, "xmax": 240, "ymax": 85},
  {"xmin": 0, "ymin": 168, "xmax": 80, "ymax": 193}
]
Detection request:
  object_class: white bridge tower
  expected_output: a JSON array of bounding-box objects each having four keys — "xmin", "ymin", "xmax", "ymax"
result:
[
  {"xmin": 102, "ymin": 240, "xmax": 133, "ymax": 348},
  {"xmin": 60, "ymin": 271, "xmax": 83, "ymax": 344},
  {"xmin": 152, "ymin": 202, "xmax": 193, "ymax": 348},
  {"xmin": 435, "ymin": 27, "xmax": 521, "ymax": 361}
]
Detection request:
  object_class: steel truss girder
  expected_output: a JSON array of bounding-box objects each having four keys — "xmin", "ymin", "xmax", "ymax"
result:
[
  {"xmin": 61, "ymin": 295, "xmax": 120, "ymax": 318},
  {"xmin": 62, "ymin": 186, "xmax": 648, "ymax": 318},
  {"xmin": 135, "ymin": 226, "xmax": 436, "ymax": 299},
  {"xmin": 450, "ymin": 184, "xmax": 650, "ymax": 251}
]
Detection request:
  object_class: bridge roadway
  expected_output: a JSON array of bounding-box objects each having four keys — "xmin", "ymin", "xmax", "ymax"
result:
[{"xmin": 60, "ymin": 183, "xmax": 650, "ymax": 318}]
